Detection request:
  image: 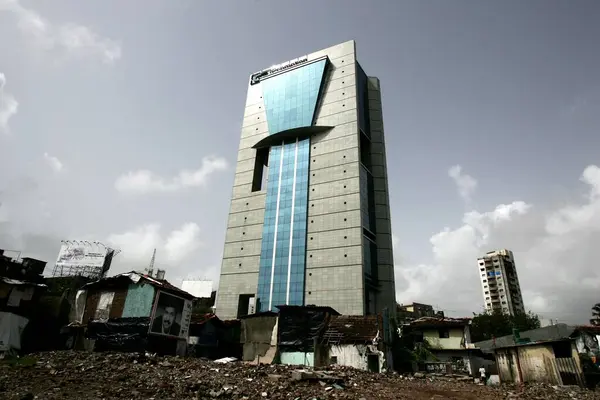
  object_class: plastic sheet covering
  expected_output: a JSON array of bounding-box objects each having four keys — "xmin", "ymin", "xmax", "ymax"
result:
[
  {"xmin": 74, "ymin": 290, "xmax": 87, "ymax": 323},
  {"xmin": 278, "ymin": 308, "xmax": 329, "ymax": 351},
  {"xmin": 0, "ymin": 312, "xmax": 29, "ymax": 352},
  {"xmin": 87, "ymin": 317, "xmax": 150, "ymax": 351},
  {"xmin": 94, "ymin": 291, "xmax": 115, "ymax": 320}
]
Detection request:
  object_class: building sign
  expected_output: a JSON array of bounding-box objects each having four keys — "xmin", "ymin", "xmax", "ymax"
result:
[
  {"xmin": 149, "ymin": 290, "xmax": 192, "ymax": 339},
  {"xmin": 180, "ymin": 299, "xmax": 193, "ymax": 337},
  {"xmin": 56, "ymin": 241, "xmax": 108, "ymax": 269},
  {"xmin": 250, "ymin": 55, "xmax": 308, "ymax": 85}
]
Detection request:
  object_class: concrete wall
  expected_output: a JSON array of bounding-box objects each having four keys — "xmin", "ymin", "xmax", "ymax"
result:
[
  {"xmin": 240, "ymin": 316, "xmax": 278, "ymax": 362},
  {"xmin": 305, "ymin": 41, "xmax": 364, "ymax": 316},
  {"xmin": 328, "ymin": 344, "xmax": 384, "ymax": 372},
  {"xmin": 423, "ymin": 327, "xmax": 466, "ymax": 350}
]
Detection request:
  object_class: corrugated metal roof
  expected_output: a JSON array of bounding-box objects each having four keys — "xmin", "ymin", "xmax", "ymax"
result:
[
  {"xmin": 238, "ymin": 311, "xmax": 278, "ymax": 319},
  {"xmin": 1, "ymin": 277, "xmax": 47, "ymax": 287},
  {"xmin": 474, "ymin": 323, "xmax": 576, "ymax": 352},
  {"xmin": 574, "ymin": 325, "xmax": 600, "ymax": 334},
  {"xmin": 81, "ymin": 271, "xmax": 195, "ymax": 299},
  {"xmin": 276, "ymin": 305, "xmax": 341, "ymax": 315},
  {"xmin": 321, "ymin": 315, "xmax": 381, "ymax": 344},
  {"xmin": 409, "ymin": 316, "xmax": 471, "ymax": 328}
]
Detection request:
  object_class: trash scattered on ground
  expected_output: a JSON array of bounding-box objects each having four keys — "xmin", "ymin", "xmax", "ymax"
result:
[
  {"xmin": 214, "ymin": 357, "xmax": 238, "ymax": 364},
  {"xmin": 0, "ymin": 351, "xmax": 598, "ymax": 399}
]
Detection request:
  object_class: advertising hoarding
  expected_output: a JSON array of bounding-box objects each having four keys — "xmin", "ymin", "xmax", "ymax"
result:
[
  {"xmin": 55, "ymin": 241, "xmax": 108, "ymax": 268},
  {"xmin": 149, "ymin": 290, "xmax": 192, "ymax": 338}
]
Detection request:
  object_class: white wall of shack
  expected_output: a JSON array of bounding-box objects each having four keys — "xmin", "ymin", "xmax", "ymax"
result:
[{"xmin": 329, "ymin": 344, "xmax": 385, "ymax": 372}]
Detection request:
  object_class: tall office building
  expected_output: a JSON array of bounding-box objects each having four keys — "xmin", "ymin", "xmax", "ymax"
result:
[
  {"xmin": 215, "ymin": 41, "xmax": 396, "ymax": 320},
  {"xmin": 477, "ymin": 249, "xmax": 525, "ymax": 315}
]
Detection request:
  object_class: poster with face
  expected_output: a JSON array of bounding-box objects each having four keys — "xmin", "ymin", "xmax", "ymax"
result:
[{"xmin": 149, "ymin": 291, "xmax": 186, "ymax": 337}]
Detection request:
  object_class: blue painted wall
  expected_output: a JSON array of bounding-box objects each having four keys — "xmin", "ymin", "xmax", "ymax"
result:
[
  {"xmin": 122, "ymin": 283, "xmax": 156, "ymax": 318},
  {"xmin": 280, "ymin": 352, "xmax": 315, "ymax": 367}
]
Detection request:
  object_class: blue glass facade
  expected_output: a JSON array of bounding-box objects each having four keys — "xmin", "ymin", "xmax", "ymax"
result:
[
  {"xmin": 256, "ymin": 140, "xmax": 310, "ymax": 311},
  {"xmin": 262, "ymin": 60, "xmax": 327, "ymax": 135},
  {"xmin": 357, "ymin": 62, "xmax": 379, "ymax": 313},
  {"xmin": 356, "ymin": 62, "xmax": 371, "ymax": 138},
  {"xmin": 256, "ymin": 59, "xmax": 328, "ymax": 311},
  {"xmin": 360, "ymin": 165, "xmax": 376, "ymax": 233}
]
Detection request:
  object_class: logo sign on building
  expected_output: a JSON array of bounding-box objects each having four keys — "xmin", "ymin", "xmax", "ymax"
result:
[
  {"xmin": 56, "ymin": 241, "xmax": 108, "ymax": 268},
  {"xmin": 149, "ymin": 290, "xmax": 192, "ymax": 339},
  {"xmin": 251, "ymin": 55, "xmax": 309, "ymax": 85}
]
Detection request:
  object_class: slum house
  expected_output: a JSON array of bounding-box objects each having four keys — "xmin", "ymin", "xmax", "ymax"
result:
[
  {"xmin": 493, "ymin": 338, "xmax": 585, "ymax": 387},
  {"xmin": 187, "ymin": 313, "xmax": 241, "ymax": 360},
  {"xmin": 74, "ymin": 271, "xmax": 195, "ymax": 355},
  {"xmin": 396, "ymin": 302, "xmax": 444, "ymax": 323},
  {"xmin": 0, "ymin": 250, "xmax": 47, "ymax": 356},
  {"xmin": 476, "ymin": 323, "xmax": 600, "ymax": 366},
  {"xmin": 320, "ymin": 315, "xmax": 387, "ymax": 372},
  {"xmin": 239, "ymin": 311, "xmax": 279, "ymax": 363},
  {"xmin": 407, "ymin": 316, "xmax": 487, "ymax": 375},
  {"xmin": 31, "ymin": 276, "xmax": 94, "ymax": 352},
  {"xmin": 277, "ymin": 305, "xmax": 340, "ymax": 367},
  {"xmin": 475, "ymin": 324, "xmax": 600, "ymax": 388}
]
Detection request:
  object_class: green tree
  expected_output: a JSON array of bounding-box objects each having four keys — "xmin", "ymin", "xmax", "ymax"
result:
[
  {"xmin": 590, "ymin": 303, "xmax": 600, "ymax": 326},
  {"xmin": 470, "ymin": 310, "xmax": 541, "ymax": 342},
  {"xmin": 512, "ymin": 310, "xmax": 541, "ymax": 332}
]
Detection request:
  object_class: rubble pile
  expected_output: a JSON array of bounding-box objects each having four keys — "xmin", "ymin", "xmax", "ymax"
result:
[{"xmin": 0, "ymin": 351, "xmax": 597, "ymax": 399}]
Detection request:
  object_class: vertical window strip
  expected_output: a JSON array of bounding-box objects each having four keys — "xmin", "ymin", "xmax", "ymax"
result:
[
  {"xmin": 268, "ymin": 143, "xmax": 285, "ymax": 310},
  {"xmin": 285, "ymin": 138, "xmax": 300, "ymax": 304}
]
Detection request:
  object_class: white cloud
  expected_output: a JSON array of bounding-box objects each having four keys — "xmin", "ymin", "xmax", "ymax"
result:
[
  {"xmin": 0, "ymin": 72, "xmax": 18, "ymax": 134},
  {"xmin": 43, "ymin": 152, "xmax": 64, "ymax": 173},
  {"xmin": 0, "ymin": 200, "xmax": 8, "ymax": 223},
  {"xmin": 106, "ymin": 222, "xmax": 203, "ymax": 276},
  {"xmin": 0, "ymin": 0, "xmax": 121, "ymax": 64},
  {"xmin": 164, "ymin": 223, "xmax": 202, "ymax": 263},
  {"xmin": 448, "ymin": 165, "xmax": 477, "ymax": 202},
  {"xmin": 115, "ymin": 156, "xmax": 229, "ymax": 194},
  {"xmin": 395, "ymin": 165, "xmax": 600, "ymax": 324}
]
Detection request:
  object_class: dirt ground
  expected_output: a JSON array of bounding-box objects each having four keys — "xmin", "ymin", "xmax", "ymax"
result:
[{"xmin": 0, "ymin": 351, "xmax": 598, "ymax": 399}]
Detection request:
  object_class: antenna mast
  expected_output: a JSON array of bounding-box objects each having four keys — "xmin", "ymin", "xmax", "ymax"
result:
[{"xmin": 147, "ymin": 248, "xmax": 156, "ymax": 277}]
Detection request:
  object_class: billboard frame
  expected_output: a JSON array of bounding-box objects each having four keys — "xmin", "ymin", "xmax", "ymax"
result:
[
  {"xmin": 148, "ymin": 290, "xmax": 192, "ymax": 339},
  {"xmin": 52, "ymin": 240, "xmax": 119, "ymax": 279}
]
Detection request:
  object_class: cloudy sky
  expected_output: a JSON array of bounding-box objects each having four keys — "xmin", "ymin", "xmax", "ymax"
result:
[{"xmin": 1, "ymin": 0, "xmax": 599, "ymax": 324}]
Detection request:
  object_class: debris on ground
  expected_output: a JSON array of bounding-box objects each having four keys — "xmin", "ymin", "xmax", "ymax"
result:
[{"xmin": 0, "ymin": 351, "xmax": 598, "ymax": 399}]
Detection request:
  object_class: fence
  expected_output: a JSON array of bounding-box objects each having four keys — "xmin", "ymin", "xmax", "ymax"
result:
[{"xmin": 423, "ymin": 359, "xmax": 469, "ymax": 375}]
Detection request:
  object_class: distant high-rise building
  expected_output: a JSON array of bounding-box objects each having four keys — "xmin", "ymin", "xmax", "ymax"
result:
[
  {"xmin": 477, "ymin": 249, "xmax": 525, "ymax": 315},
  {"xmin": 215, "ymin": 40, "xmax": 396, "ymax": 319}
]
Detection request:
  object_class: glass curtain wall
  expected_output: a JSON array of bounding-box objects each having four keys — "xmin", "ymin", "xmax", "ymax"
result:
[{"xmin": 255, "ymin": 59, "xmax": 328, "ymax": 311}]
